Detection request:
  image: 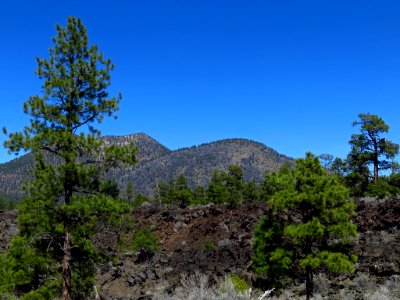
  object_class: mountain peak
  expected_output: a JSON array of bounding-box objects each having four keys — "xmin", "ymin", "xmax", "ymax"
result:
[
  {"xmin": 0, "ymin": 133, "xmax": 292, "ymax": 200},
  {"xmin": 102, "ymin": 133, "xmax": 171, "ymax": 164}
]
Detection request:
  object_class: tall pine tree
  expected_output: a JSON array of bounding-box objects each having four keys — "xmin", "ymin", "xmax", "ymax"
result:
[
  {"xmin": 1, "ymin": 17, "xmax": 136, "ymax": 299},
  {"xmin": 348, "ymin": 113, "xmax": 399, "ymax": 182},
  {"xmin": 253, "ymin": 153, "xmax": 357, "ymax": 300}
]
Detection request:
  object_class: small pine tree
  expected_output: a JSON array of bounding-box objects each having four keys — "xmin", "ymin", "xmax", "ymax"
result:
[
  {"xmin": 1, "ymin": 17, "xmax": 136, "ymax": 299},
  {"xmin": 191, "ymin": 185, "xmax": 207, "ymax": 205},
  {"xmin": 207, "ymin": 170, "xmax": 229, "ymax": 204},
  {"xmin": 172, "ymin": 175, "xmax": 192, "ymax": 207},
  {"xmin": 124, "ymin": 182, "xmax": 135, "ymax": 205},
  {"xmin": 226, "ymin": 165, "xmax": 244, "ymax": 205},
  {"xmin": 156, "ymin": 182, "xmax": 168, "ymax": 204},
  {"xmin": 242, "ymin": 178, "xmax": 260, "ymax": 203},
  {"xmin": 253, "ymin": 153, "xmax": 357, "ymax": 300}
]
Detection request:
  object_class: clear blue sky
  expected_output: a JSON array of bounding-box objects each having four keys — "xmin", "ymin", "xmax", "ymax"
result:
[{"xmin": 0, "ymin": 0, "xmax": 399, "ymax": 163}]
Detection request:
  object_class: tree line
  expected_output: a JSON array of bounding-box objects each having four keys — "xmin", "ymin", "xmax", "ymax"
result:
[
  {"xmin": 125, "ymin": 113, "xmax": 400, "ymax": 207},
  {"xmin": 124, "ymin": 165, "xmax": 265, "ymax": 207}
]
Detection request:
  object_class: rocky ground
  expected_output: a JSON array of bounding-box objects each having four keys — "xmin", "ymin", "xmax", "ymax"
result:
[{"xmin": 1, "ymin": 198, "xmax": 400, "ymax": 299}]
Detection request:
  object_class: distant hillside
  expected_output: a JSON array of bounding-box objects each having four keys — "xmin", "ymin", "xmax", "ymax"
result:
[
  {"xmin": 0, "ymin": 153, "xmax": 35, "ymax": 200},
  {"xmin": 118, "ymin": 138, "xmax": 292, "ymax": 195},
  {"xmin": 0, "ymin": 133, "xmax": 170, "ymax": 200},
  {"xmin": 102, "ymin": 133, "xmax": 171, "ymax": 165},
  {"xmin": 0, "ymin": 134, "xmax": 292, "ymax": 200}
]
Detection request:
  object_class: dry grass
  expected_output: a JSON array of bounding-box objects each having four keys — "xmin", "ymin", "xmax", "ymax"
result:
[
  {"xmin": 152, "ymin": 271, "xmax": 260, "ymax": 300},
  {"xmin": 150, "ymin": 272, "xmax": 400, "ymax": 300}
]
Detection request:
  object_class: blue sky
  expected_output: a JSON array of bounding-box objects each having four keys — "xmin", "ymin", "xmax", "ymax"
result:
[{"xmin": 0, "ymin": 1, "xmax": 399, "ymax": 163}]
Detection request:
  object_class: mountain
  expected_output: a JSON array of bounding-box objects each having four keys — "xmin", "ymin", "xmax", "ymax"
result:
[
  {"xmin": 0, "ymin": 153, "xmax": 35, "ymax": 200},
  {"xmin": 0, "ymin": 133, "xmax": 171, "ymax": 200},
  {"xmin": 102, "ymin": 133, "xmax": 171, "ymax": 164},
  {"xmin": 118, "ymin": 138, "xmax": 292, "ymax": 194},
  {"xmin": 0, "ymin": 134, "xmax": 292, "ymax": 200}
]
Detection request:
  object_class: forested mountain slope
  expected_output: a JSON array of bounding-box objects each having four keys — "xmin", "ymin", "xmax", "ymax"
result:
[
  {"xmin": 112, "ymin": 138, "xmax": 292, "ymax": 195},
  {"xmin": 0, "ymin": 133, "xmax": 170, "ymax": 200},
  {"xmin": 0, "ymin": 134, "xmax": 292, "ymax": 199}
]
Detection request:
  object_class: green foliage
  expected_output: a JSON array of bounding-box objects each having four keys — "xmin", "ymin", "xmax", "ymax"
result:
[
  {"xmin": 252, "ymin": 212, "xmax": 292, "ymax": 288},
  {"xmin": 388, "ymin": 172, "xmax": 400, "ymax": 189},
  {"xmin": 1, "ymin": 17, "xmax": 136, "ymax": 299},
  {"xmin": 348, "ymin": 113, "xmax": 399, "ymax": 182},
  {"xmin": 252, "ymin": 153, "xmax": 357, "ymax": 298},
  {"xmin": 122, "ymin": 181, "xmax": 150, "ymax": 207},
  {"xmin": 242, "ymin": 179, "xmax": 261, "ymax": 203},
  {"xmin": 155, "ymin": 165, "xmax": 264, "ymax": 206},
  {"xmin": 207, "ymin": 166, "xmax": 246, "ymax": 205},
  {"xmin": 124, "ymin": 182, "xmax": 135, "ymax": 205},
  {"xmin": 134, "ymin": 194, "xmax": 150, "ymax": 207},
  {"xmin": 0, "ymin": 292, "xmax": 17, "ymax": 300},
  {"xmin": 0, "ymin": 197, "xmax": 16, "ymax": 211},
  {"xmin": 261, "ymin": 163, "xmax": 293, "ymax": 201},
  {"xmin": 226, "ymin": 165, "xmax": 244, "ymax": 204},
  {"xmin": 100, "ymin": 180, "xmax": 120, "ymax": 197},
  {"xmin": 173, "ymin": 175, "xmax": 193, "ymax": 207},
  {"xmin": 0, "ymin": 236, "xmax": 56, "ymax": 297},
  {"xmin": 131, "ymin": 226, "xmax": 159, "ymax": 252},
  {"xmin": 330, "ymin": 157, "xmax": 347, "ymax": 176},
  {"xmin": 365, "ymin": 177, "xmax": 400, "ymax": 198},
  {"xmin": 191, "ymin": 185, "xmax": 208, "ymax": 205},
  {"xmin": 207, "ymin": 170, "xmax": 230, "ymax": 204},
  {"xmin": 318, "ymin": 153, "xmax": 335, "ymax": 171},
  {"xmin": 344, "ymin": 168, "xmax": 370, "ymax": 198},
  {"xmin": 226, "ymin": 274, "xmax": 250, "ymax": 293},
  {"xmin": 158, "ymin": 176, "xmax": 193, "ymax": 207},
  {"xmin": 0, "ymin": 197, "xmax": 7, "ymax": 211},
  {"xmin": 339, "ymin": 113, "xmax": 400, "ymax": 197},
  {"xmin": 204, "ymin": 236, "xmax": 217, "ymax": 250}
]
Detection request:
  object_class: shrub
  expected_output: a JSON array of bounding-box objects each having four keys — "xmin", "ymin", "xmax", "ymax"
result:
[
  {"xmin": 134, "ymin": 194, "xmax": 150, "ymax": 207},
  {"xmin": 365, "ymin": 177, "xmax": 399, "ymax": 198},
  {"xmin": 227, "ymin": 274, "xmax": 251, "ymax": 294},
  {"xmin": 204, "ymin": 236, "xmax": 217, "ymax": 250},
  {"xmin": 0, "ymin": 197, "xmax": 16, "ymax": 211},
  {"xmin": 131, "ymin": 226, "xmax": 159, "ymax": 252}
]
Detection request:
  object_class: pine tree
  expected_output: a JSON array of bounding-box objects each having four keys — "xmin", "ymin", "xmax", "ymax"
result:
[
  {"xmin": 348, "ymin": 113, "xmax": 399, "ymax": 182},
  {"xmin": 192, "ymin": 185, "xmax": 207, "ymax": 205},
  {"xmin": 242, "ymin": 179, "xmax": 260, "ymax": 203},
  {"xmin": 207, "ymin": 170, "xmax": 229, "ymax": 204},
  {"xmin": 226, "ymin": 165, "xmax": 244, "ymax": 204},
  {"xmin": 171, "ymin": 175, "xmax": 192, "ymax": 207},
  {"xmin": 1, "ymin": 17, "xmax": 136, "ymax": 299},
  {"xmin": 253, "ymin": 153, "xmax": 357, "ymax": 300},
  {"xmin": 124, "ymin": 182, "xmax": 135, "ymax": 205}
]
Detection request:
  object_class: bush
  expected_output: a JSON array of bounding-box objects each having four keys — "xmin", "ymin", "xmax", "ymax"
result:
[
  {"xmin": 0, "ymin": 197, "xmax": 16, "ymax": 212},
  {"xmin": 366, "ymin": 177, "xmax": 400, "ymax": 198},
  {"xmin": 204, "ymin": 236, "xmax": 217, "ymax": 250},
  {"xmin": 134, "ymin": 194, "xmax": 150, "ymax": 207},
  {"xmin": 131, "ymin": 226, "xmax": 159, "ymax": 252},
  {"xmin": 387, "ymin": 173, "xmax": 400, "ymax": 192},
  {"xmin": 227, "ymin": 274, "xmax": 251, "ymax": 294}
]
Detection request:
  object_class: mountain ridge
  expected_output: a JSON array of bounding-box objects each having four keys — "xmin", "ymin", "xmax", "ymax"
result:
[{"xmin": 0, "ymin": 133, "xmax": 292, "ymax": 199}]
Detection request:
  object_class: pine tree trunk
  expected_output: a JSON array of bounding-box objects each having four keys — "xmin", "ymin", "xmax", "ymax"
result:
[
  {"xmin": 62, "ymin": 231, "xmax": 72, "ymax": 300},
  {"xmin": 305, "ymin": 267, "xmax": 313, "ymax": 300},
  {"xmin": 374, "ymin": 158, "xmax": 379, "ymax": 182},
  {"xmin": 373, "ymin": 136, "xmax": 379, "ymax": 182}
]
